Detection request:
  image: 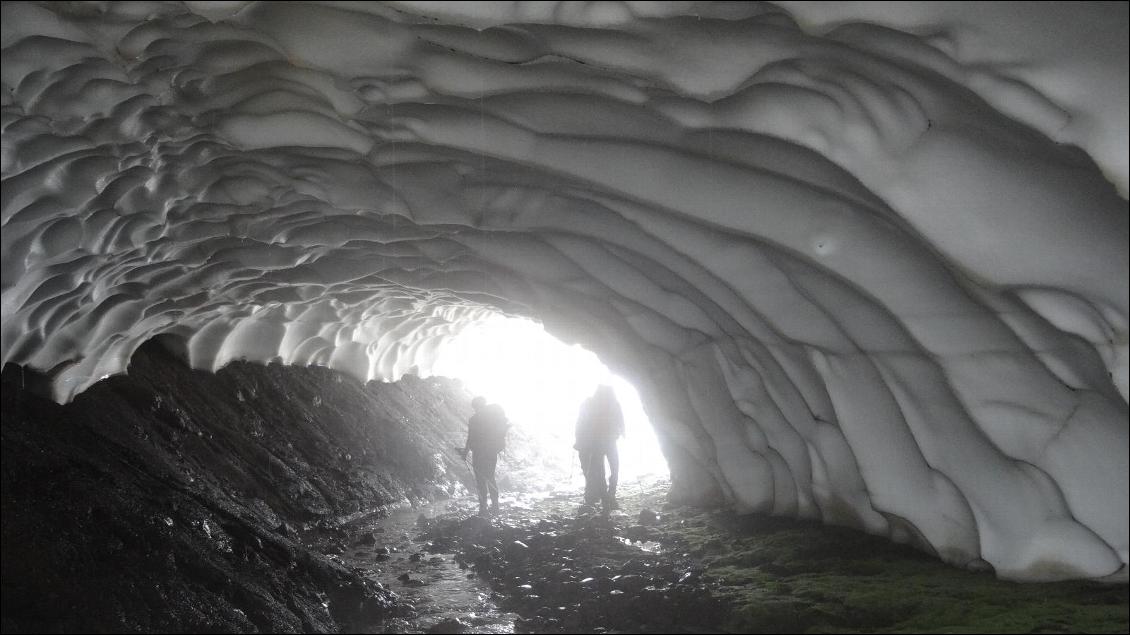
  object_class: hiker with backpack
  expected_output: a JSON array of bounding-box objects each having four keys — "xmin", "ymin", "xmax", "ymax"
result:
[
  {"xmin": 459, "ymin": 396, "xmax": 509, "ymax": 515},
  {"xmin": 575, "ymin": 384, "xmax": 625, "ymax": 512}
]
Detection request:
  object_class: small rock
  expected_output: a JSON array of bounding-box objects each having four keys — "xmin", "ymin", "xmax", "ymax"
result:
[{"xmin": 613, "ymin": 574, "xmax": 647, "ymax": 592}]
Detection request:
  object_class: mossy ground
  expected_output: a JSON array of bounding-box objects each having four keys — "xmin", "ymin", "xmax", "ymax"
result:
[{"xmin": 665, "ymin": 510, "xmax": 1128, "ymax": 634}]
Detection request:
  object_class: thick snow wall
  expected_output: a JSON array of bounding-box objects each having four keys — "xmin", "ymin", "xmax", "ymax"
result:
[{"xmin": 1, "ymin": 1, "xmax": 1126, "ymax": 581}]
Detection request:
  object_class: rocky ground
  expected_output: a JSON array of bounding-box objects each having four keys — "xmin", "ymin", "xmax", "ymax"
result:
[
  {"xmin": 3, "ymin": 341, "xmax": 1127, "ymax": 633},
  {"xmin": 391, "ymin": 479, "xmax": 1128, "ymax": 634},
  {"xmin": 418, "ymin": 479, "xmax": 723, "ymax": 634},
  {"xmin": 1, "ymin": 339, "xmax": 481, "ymax": 632}
]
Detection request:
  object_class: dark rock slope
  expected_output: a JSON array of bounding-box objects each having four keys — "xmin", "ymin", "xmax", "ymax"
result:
[{"xmin": 1, "ymin": 339, "xmax": 477, "ymax": 632}]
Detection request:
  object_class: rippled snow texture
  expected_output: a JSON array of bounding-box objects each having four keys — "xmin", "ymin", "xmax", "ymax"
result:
[{"xmin": 1, "ymin": 1, "xmax": 1126, "ymax": 580}]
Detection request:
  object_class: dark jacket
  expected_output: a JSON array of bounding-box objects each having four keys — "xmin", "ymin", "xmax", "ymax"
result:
[
  {"xmin": 575, "ymin": 393, "xmax": 624, "ymax": 453},
  {"xmin": 467, "ymin": 403, "xmax": 508, "ymax": 455}
]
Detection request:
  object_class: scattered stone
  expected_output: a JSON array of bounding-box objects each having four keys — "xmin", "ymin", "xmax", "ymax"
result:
[
  {"xmin": 404, "ymin": 483, "xmax": 741, "ymax": 635},
  {"xmin": 638, "ymin": 508, "xmax": 659, "ymax": 525},
  {"xmin": 613, "ymin": 574, "xmax": 647, "ymax": 592}
]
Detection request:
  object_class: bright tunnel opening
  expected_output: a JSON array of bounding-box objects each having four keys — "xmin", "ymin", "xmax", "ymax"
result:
[{"xmin": 428, "ymin": 314, "xmax": 669, "ymax": 492}]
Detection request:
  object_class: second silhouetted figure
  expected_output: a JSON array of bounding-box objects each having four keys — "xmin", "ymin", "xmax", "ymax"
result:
[{"xmin": 574, "ymin": 384, "xmax": 624, "ymax": 511}]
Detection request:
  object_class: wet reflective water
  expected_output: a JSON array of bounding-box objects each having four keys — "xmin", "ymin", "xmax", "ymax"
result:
[
  {"xmin": 616, "ymin": 536, "xmax": 663, "ymax": 553},
  {"xmin": 338, "ymin": 478, "xmax": 670, "ymax": 633},
  {"xmin": 344, "ymin": 498, "xmax": 518, "ymax": 633}
]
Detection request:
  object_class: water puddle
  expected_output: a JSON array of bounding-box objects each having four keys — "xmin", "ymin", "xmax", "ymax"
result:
[
  {"xmin": 341, "ymin": 499, "xmax": 517, "ymax": 633},
  {"xmin": 616, "ymin": 536, "xmax": 663, "ymax": 553},
  {"xmin": 333, "ymin": 481, "xmax": 671, "ymax": 632}
]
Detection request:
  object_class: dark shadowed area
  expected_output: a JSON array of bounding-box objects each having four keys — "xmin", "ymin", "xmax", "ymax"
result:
[
  {"xmin": 1, "ymin": 341, "xmax": 479, "ymax": 632},
  {"xmin": 3, "ymin": 343, "xmax": 1126, "ymax": 633}
]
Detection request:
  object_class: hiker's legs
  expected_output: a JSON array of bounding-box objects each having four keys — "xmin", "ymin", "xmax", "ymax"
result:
[
  {"xmin": 589, "ymin": 450, "xmax": 608, "ymax": 504},
  {"xmin": 578, "ymin": 450, "xmax": 590, "ymax": 502},
  {"xmin": 484, "ymin": 452, "xmax": 499, "ymax": 511},
  {"xmin": 580, "ymin": 450, "xmax": 603, "ymax": 505},
  {"xmin": 472, "ymin": 452, "xmax": 492, "ymax": 513},
  {"xmin": 604, "ymin": 445, "xmax": 620, "ymax": 509}
]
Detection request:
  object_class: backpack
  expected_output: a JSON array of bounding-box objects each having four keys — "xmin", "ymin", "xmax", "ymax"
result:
[{"xmin": 478, "ymin": 404, "xmax": 509, "ymax": 454}]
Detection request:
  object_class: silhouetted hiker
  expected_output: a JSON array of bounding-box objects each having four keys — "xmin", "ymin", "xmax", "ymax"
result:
[
  {"xmin": 575, "ymin": 384, "xmax": 625, "ymax": 511},
  {"xmin": 460, "ymin": 396, "xmax": 509, "ymax": 515}
]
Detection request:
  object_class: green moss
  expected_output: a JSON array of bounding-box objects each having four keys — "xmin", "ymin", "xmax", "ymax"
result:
[{"xmin": 664, "ymin": 509, "xmax": 1128, "ymax": 634}]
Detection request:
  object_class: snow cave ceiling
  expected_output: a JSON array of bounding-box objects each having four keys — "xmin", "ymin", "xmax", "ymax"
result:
[{"xmin": 1, "ymin": 1, "xmax": 1127, "ymax": 581}]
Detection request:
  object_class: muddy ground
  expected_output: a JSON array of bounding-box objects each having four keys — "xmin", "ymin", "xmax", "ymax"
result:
[
  {"xmin": 374, "ymin": 479, "xmax": 1128, "ymax": 634},
  {"xmin": 3, "ymin": 342, "xmax": 1127, "ymax": 633}
]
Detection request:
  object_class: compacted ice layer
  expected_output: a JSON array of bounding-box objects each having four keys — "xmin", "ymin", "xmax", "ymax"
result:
[{"xmin": 1, "ymin": 2, "xmax": 1127, "ymax": 580}]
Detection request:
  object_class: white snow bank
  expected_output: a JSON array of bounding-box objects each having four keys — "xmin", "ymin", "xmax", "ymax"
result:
[{"xmin": 1, "ymin": 1, "xmax": 1126, "ymax": 581}]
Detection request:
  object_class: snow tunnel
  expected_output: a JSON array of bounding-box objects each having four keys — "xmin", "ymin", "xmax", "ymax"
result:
[{"xmin": 1, "ymin": 0, "xmax": 1127, "ymax": 589}]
